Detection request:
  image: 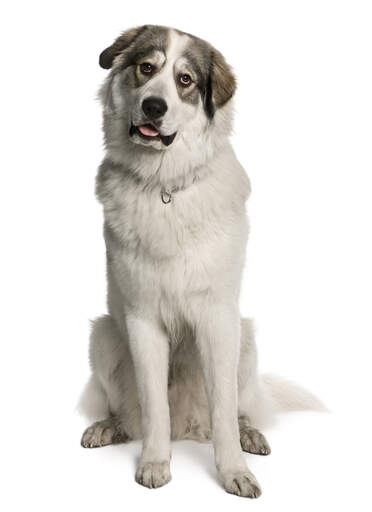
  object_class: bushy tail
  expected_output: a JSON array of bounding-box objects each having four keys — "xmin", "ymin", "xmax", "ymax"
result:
[
  {"xmin": 261, "ymin": 373, "xmax": 327, "ymax": 413},
  {"xmin": 76, "ymin": 374, "xmax": 109, "ymax": 421}
]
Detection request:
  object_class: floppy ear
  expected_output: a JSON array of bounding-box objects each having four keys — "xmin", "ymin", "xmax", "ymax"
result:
[
  {"xmin": 205, "ymin": 49, "xmax": 236, "ymax": 117},
  {"xmin": 99, "ymin": 26, "xmax": 145, "ymax": 69}
]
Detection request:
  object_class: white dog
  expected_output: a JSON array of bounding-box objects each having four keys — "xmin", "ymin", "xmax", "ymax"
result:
[{"xmin": 79, "ymin": 25, "xmax": 323, "ymax": 498}]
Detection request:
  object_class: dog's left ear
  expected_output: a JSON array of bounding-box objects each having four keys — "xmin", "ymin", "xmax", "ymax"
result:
[
  {"xmin": 205, "ymin": 49, "xmax": 236, "ymax": 118},
  {"xmin": 99, "ymin": 26, "xmax": 144, "ymax": 69}
]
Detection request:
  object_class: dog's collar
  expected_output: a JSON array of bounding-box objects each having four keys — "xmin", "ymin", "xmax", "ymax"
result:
[
  {"xmin": 160, "ymin": 190, "xmax": 172, "ymax": 204},
  {"xmin": 160, "ymin": 188, "xmax": 178, "ymax": 204},
  {"xmin": 160, "ymin": 170, "xmax": 202, "ymax": 203},
  {"xmin": 160, "ymin": 181, "xmax": 195, "ymax": 204}
]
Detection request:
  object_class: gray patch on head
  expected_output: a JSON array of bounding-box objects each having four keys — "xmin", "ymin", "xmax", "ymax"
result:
[
  {"xmin": 183, "ymin": 38, "xmax": 211, "ymax": 85},
  {"xmin": 163, "ymin": 30, "xmax": 211, "ymax": 105},
  {"xmin": 176, "ymin": 29, "xmax": 236, "ymax": 117},
  {"xmin": 99, "ymin": 26, "xmax": 146, "ymax": 69},
  {"xmin": 117, "ymin": 25, "xmax": 170, "ymax": 88},
  {"xmin": 174, "ymin": 69, "xmax": 200, "ymax": 106}
]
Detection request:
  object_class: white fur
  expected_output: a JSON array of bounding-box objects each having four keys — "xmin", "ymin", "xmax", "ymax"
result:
[{"xmin": 79, "ymin": 28, "xmax": 323, "ymax": 497}]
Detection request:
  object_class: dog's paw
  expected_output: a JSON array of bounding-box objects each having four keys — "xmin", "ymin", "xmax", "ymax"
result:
[
  {"xmin": 240, "ymin": 426, "xmax": 271, "ymax": 455},
  {"xmin": 81, "ymin": 417, "xmax": 129, "ymax": 448},
  {"xmin": 135, "ymin": 460, "xmax": 171, "ymax": 489},
  {"xmin": 220, "ymin": 469, "xmax": 261, "ymax": 498}
]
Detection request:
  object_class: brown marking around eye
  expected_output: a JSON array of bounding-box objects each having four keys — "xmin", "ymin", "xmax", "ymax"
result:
[
  {"xmin": 181, "ymin": 32, "xmax": 237, "ymax": 117},
  {"xmin": 173, "ymin": 58, "xmax": 199, "ymax": 105}
]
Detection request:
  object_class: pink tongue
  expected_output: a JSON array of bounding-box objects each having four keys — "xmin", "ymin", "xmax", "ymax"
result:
[{"xmin": 138, "ymin": 124, "xmax": 159, "ymax": 137}]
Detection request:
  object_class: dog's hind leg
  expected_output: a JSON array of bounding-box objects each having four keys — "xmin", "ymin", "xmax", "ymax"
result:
[
  {"xmin": 238, "ymin": 416, "xmax": 271, "ymax": 455},
  {"xmin": 79, "ymin": 315, "xmax": 142, "ymax": 445},
  {"xmin": 238, "ymin": 318, "xmax": 271, "ymax": 455},
  {"xmin": 81, "ymin": 416, "xmax": 131, "ymax": 448}
]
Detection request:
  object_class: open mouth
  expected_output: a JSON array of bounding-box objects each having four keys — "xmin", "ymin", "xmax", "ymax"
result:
[{"xmin": 129, "ymin": 124, "xmax": 177, "ymax": 146}]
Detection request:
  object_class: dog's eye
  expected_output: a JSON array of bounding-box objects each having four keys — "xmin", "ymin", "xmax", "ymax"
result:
[
  {"xmin": 179, "ymin": 74, "xmax": 192, "ymax": 87},
  {"xmin": 140, "ymin": 63, "xmax": 153, "ymax": 75}
]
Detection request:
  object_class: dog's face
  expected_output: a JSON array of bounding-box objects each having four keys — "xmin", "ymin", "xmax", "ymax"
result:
[{"xmin": 99, "ymin": 25, "xmax": 236, "ymax": 151}]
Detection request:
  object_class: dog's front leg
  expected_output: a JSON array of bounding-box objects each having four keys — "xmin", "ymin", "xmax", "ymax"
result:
[
  {"xmin": 126, "ymin": 313, "xmax": 171, "ymax": 488},
  {"xmin": 195, "ymin": 303, "xmax": 261, "ymax": 498}
]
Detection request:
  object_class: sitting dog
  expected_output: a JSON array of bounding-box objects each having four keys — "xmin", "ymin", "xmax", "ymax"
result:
[{"xmin": 79, "ymin": 25, "xmax": 322, "ymax": 497}]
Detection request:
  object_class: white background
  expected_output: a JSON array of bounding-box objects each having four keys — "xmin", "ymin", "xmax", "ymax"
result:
[{"xmin": 1, "ymin": 1, "xmax": 371, "ymax": 510}]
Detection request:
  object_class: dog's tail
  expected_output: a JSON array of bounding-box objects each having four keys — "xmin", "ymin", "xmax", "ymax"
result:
[
  {"xmin": 260, "ymin": 373, "xmax": 326, "ymax": 414},
  {"xmin": 240, "ymin": 372, "xmax": 326, "ymax": 429},
  {"xmin": 239, "ymin": 318, "xmax": 326, "ymax": 427},
  {"xmin": 77, "ymin": 374, "xmax": 109, "ymax": 421}
]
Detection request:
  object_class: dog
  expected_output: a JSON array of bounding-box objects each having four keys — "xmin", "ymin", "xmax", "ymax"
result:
[{"xmin": 79, "ymin": 25, "xmax": 323, "ymax": 498}]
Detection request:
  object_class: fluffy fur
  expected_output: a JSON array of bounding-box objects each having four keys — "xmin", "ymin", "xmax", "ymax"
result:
[{"xmin": 79, "ymin": 25, "xmax": 323, "ymax": 498}]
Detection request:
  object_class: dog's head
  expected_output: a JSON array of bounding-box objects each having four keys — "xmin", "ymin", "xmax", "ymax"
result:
[{"xmin": 99, "ymin": 25, "xmax": 236, "ymax": 151}]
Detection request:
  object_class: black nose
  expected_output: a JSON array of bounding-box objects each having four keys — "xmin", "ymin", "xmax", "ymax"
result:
[{"xmin": 142, "ymin": 96, "xmax": 168, "ymax": 119}]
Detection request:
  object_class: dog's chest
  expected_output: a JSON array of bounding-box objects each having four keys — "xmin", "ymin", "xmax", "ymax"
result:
[
  {"xmin": 104, "ymin": 181, "xmax": 237, "ymax": 302},
  {"xmin": 100, "ymin": 161, "xmax": 249, "ymax": 308},
  {"xmin": 106, "ymin": 182, "xmax": 213, "ymax": 260}
]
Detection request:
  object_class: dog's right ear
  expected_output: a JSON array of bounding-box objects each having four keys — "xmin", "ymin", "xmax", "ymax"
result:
[{"xmin": 99, "ymin": 26, "xmax": 145, "ymax": 69}]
